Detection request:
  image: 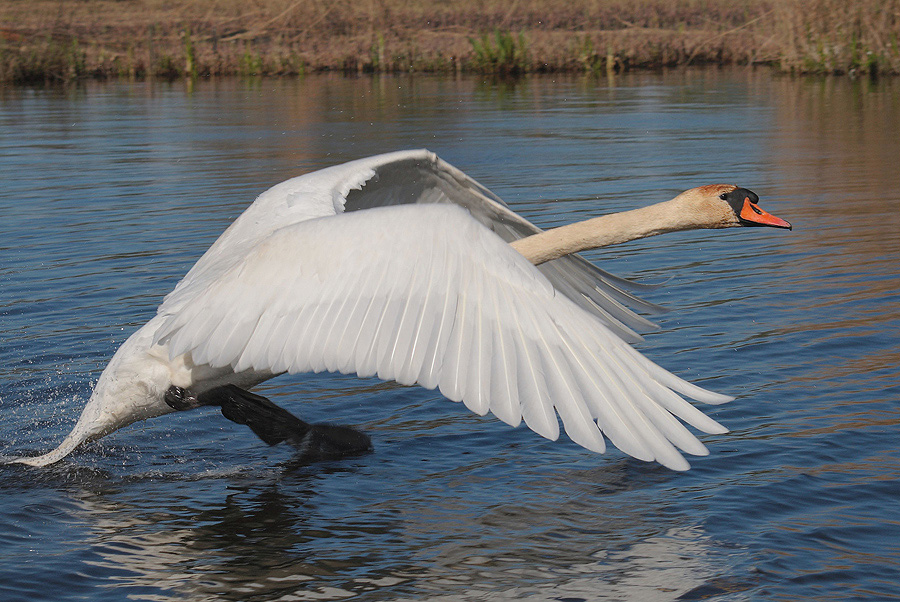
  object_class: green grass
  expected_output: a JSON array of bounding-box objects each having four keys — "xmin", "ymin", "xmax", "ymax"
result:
[{"xmin": 470, "ymin": 31, "xmax": 530, "ymax": 74}]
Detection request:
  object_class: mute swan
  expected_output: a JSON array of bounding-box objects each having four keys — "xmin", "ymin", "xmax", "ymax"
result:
[{"xmin": 10, "ymin": 150, "xmax": 791, "ymax": 471}]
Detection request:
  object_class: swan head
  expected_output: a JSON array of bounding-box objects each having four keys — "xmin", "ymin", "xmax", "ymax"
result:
[
  {"xmin": 11, "ymin": 322, "xmax": 177, "ymax": 467},
  {"xmin": 680, "ymin": 184, "xmax": 793, "ymax": 230}
]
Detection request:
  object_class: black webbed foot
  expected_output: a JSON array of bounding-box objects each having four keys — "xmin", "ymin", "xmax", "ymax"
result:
[
  {"xmin": 197, "ymin": 384, "xmax": 372, "ymax": 460},
  {"xmin": 292, "ymin": 423, "xmax": 373, "ymax": 462}
]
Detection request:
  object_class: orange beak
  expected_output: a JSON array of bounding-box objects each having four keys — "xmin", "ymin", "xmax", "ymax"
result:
[{"xmin": 739, "ymin": 198, "xmax": 792, "ymax": 230}]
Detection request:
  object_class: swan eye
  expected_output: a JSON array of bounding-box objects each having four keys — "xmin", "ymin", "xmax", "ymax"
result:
[{"xmin": 719, "ymin": 193, "xmax": 728, "ymax": 200}]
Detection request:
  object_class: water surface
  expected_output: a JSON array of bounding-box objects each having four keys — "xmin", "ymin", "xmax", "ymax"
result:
[{"xmin": 1, "ymin": 70, "xmax": 899, "ymax": 601}]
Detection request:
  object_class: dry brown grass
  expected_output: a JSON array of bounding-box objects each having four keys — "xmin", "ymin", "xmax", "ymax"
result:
[
  {"xmin": 0, "ymin": 0, "xmax": 897, "ymax": 83},
  {"xmin": 773, "ymin": 0, "xmax": 900, "ymax": 75}
]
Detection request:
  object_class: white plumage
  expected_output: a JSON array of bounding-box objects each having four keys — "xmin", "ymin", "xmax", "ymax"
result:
[
  {"xmin": 12, "ymin": 149, "xmax": 775, "ymax": 472},
  {"xmin": 155, "ymin": 202, "xmax": 727, "ymax": 469}
]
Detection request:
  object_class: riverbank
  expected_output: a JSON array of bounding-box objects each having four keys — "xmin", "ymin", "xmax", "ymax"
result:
[{"xmin": 2, "ymin": 0, "xmax": 898, "ymax": 83}]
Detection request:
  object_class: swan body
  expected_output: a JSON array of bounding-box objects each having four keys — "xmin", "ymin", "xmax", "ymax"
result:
[{"xmin": 11, "ymin": 150, "xmax": 790, "ymax": 471}]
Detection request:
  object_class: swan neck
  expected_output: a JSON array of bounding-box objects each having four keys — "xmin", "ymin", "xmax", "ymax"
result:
[{"xmin": 511, "ymin": 197, "xmax": 694, "ymax": 265}]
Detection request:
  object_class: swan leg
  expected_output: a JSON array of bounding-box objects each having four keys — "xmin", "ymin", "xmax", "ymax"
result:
[{"xmin": 183, "ymin": 384, "xmax": 372, "ymax": 459}]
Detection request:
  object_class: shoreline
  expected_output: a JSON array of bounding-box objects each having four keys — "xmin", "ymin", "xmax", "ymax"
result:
[{"xmin": 2, "ymin": 0, "xmax": 898, "ymax": 84}]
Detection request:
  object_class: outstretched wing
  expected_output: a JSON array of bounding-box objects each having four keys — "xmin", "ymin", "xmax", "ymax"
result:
[
  {"xmin": 154, "ymin": 204, "xmax": 729, "ymax": 471},
  {"xmin": 165, "ymin": 150, "xmax": 663, "ymax": 343}
]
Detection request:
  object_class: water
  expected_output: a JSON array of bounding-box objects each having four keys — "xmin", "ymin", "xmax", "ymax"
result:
[{"xmin": 1, "ymin": 70, "xmax": 898, "ymax": 601}]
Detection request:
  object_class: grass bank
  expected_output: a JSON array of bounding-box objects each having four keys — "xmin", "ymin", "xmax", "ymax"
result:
[{"xmin": 2, "ymin": 0, "xmax": 898, "ymax": 83}]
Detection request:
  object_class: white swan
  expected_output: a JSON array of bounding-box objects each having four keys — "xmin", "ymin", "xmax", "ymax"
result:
[{"xmin": 11, "ymin": 150, "xmax": 791, "ymax": 471}]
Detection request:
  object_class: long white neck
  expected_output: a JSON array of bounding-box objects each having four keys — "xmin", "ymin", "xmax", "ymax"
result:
[{"xmin": 512, "ymin": 196, "xmax": 706, "ymax": 265}]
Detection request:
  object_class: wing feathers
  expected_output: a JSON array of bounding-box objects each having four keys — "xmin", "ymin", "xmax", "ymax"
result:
[
  {"xmin": 487, "ymin": 287, "xmax": 521, "ymax": 431},
  {"xmin": 155, "ymin": 203, "xmax": 730, "ymax": 470},
  {"xmin": 462, "ymin": 263, "xmax": 492, "ymax": 418},
  {"xmin": 538, "ymin": 341, "xmax": 607, "ymax": 454},
  {"xmin": 511, "ymin": 307, "xmax": 559, "ymax": 442},
  {"xmin": 418, "ymin": 251, "xmax": 458, "ymax": 390}
]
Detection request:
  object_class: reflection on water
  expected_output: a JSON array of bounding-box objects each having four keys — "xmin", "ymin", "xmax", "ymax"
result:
[
  {"xmin": 1, "ymin": 70, "xmax": 899, "ymax": 601},
  {"xmin": 37, "ymin": 466, "xmax": 735, "ymax": 602}
]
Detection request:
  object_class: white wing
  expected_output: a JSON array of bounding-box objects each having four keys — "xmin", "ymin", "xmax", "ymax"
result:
[
  {"xmin": 154, "ymin": 204, "xmax": 730, "ymax": 471},
  {"xmin": 166, "ymin": 150, "xmax": 663, "ymax": 343}
]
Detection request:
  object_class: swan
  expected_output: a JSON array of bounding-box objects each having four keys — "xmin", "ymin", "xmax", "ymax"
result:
[{"xmin": 9, "ymin": 150, "xmax": 791, "ymax": 471}]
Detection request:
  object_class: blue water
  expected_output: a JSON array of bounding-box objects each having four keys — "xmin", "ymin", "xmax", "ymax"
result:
[{"xmin": 1, "ymin": 70, "xmax": 899, "ymax": 601}]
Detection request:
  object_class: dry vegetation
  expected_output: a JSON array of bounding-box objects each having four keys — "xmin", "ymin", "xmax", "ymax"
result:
[{"xmin": 1, "ymin": 0, "xmax": 898, "ymax": 83}]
